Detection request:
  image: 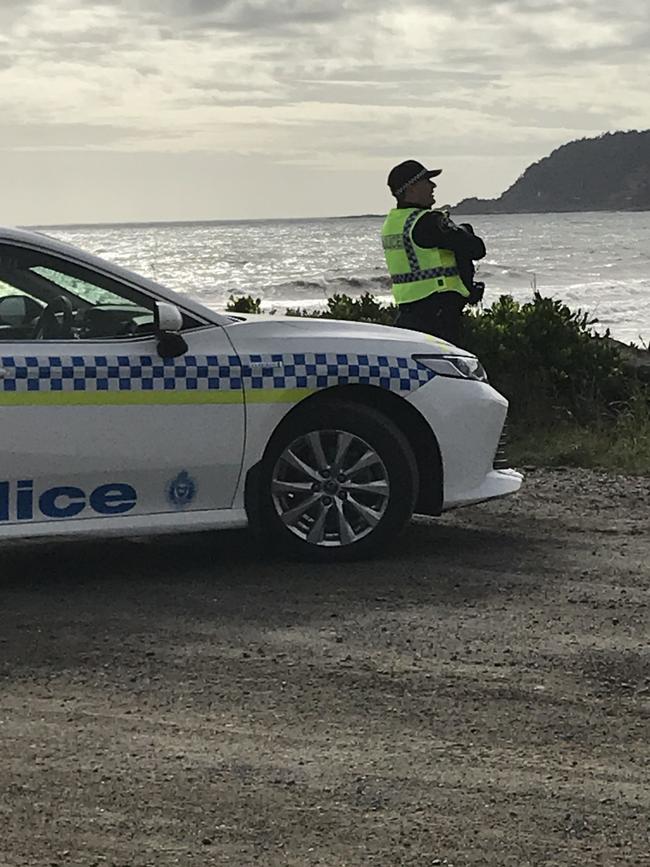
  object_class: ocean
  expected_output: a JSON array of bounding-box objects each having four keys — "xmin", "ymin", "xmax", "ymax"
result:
[{"xmin": 42, "ymin": 211, "xmax": 650, "ymax": 346}]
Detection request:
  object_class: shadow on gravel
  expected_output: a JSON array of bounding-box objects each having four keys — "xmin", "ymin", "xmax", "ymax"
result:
[
  {"xmin": 0, "ymin": 517, "xmax": 545, "ymax": 600},
  {"xmin": 0, "ymin": 518, "xmax": 558, "ymax": 678},
  {"xmin": 0, "ymin": 518, "xmax": 533, "ymax": 589}
]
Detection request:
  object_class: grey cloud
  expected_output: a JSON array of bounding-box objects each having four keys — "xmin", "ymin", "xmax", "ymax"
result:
[
  {"xmin": 501, "ymin": 0, "xmax": 643, "ymax": 13},
  {"xmin": 0, "ymin": 0, "xmax": 38, "ymax": 26},
  {"xmin": 106, "ymin": 0, "xmax": 388, "ymax": 34},
  {"xmin": 427, "ymin": 3, "xmax": 648, "ymax": 71},
  {"xmin": 0, "ymin": 53, "xmax": 17, "ymax": 71},
  {"xmin": 0, "ymin": 123, "xmax": 183, "ymax": 150},
  {"xmin": 484, "ymin": 103, "xmax": 615, "ymax": 131},
  {"xmin": 0, "ymin": 0, "xmax": 373, "ymax": 45},
  {"xmin": 182, "ymin": 58, "xmax": 502, "ymax": 109},
  {"xmin": 363, "ymin": 139, "xmax": 555, "ymax": 160},
  {"xmin": 264, "ymin": 120, "xmax": 562, "ymax": 161},
  {"xmin": 177, "ymin": 90, "xmax": 287, "ymax": 107},
  {"xmin": 494, "ymin": 0, "xmax": 592, "ymax": 11},
  {"xmin": 8, "ymin": 0, "xmax": 642, "ymax": 71},
  {"xmin": 0, "ymin": 0, "xmax": 646, "ymax": 165},
  {"xmin": 191, "ymin": 0, "xmax": 341, "ymax": 31},
  {"xmin": 19, "ymin": 28, "xmax": 130, "ymax": 68},
  {"xmin": 498, "ymin": 17, "xmax": 649, "ymax": 68},
  {"xmin": 37, "ymin": 24, "xmax": 125, "ymax": 46},
  {"xmin": 293, "ymin": 64, "xmax": 499, "ymax": 85},
  {"xmin": 418, "ymin": 0, "xmax": 639, "ymax": 15},
  {"xmin": 273, "ymin": 80, "xmax": 487, "ymax": 110}
]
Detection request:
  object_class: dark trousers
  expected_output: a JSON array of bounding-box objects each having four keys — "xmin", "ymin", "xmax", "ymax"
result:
[{"xmin": 395, "ymin": 292, "xmax": 465, "ymax": 345}]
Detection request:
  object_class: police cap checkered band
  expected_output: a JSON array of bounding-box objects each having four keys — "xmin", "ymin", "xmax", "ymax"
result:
[{"xmin": 388, "ymin": 160, "xmax": 442, "ymax": 196}]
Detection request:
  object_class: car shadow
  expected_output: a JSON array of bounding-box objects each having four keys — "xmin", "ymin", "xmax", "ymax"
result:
[
  {"xmin": 0, "ymin": 515, "xmax": 548, "ymax": 601},
  {"xmin": 0, "ymin": 516, "xmax": 564, "ymax": 679}
]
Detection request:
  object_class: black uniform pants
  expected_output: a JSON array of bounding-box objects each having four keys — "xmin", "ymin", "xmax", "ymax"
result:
[{"xmin": 395, "ymin": 292, "xmax": 465, "ymax": 346}]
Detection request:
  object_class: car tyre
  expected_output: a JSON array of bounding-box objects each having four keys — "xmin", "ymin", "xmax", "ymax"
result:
[{"xmin": 254, "ymin": 400, "xmax": 419, "ymax": 561}]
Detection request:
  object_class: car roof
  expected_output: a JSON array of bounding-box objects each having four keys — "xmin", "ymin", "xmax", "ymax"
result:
[{"xmin": 0, "ymin": 225, "xmax": 231, "ymax": 326}]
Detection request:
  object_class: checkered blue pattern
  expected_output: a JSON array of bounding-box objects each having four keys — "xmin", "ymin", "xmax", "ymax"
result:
[
  {"xmin": 0, "ymin": 354, "xmax": 242, "ymax": 393},
  {"xmin": 403, "ymin": 210, "xmax": 423, "ymax": 271},
  {"xmin": 239, "ymin": 353, "xmax": 435, "ymax": 392},
  {"xmin": 1, "ymin": 353, "xmax": 435, "ymax": 394}
]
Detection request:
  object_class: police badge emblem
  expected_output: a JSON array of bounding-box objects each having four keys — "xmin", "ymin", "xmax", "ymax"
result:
[{"xmin": 166, "ymin": 470, "xmax": 198, "ymax": 508}]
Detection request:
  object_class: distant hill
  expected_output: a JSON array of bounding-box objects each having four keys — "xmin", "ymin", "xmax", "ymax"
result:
[{"xmin": 454, "ymin": 130, "xmax": 650, "ymax": 214}]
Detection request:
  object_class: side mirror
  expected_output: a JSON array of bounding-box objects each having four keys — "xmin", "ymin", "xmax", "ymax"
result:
[
  {"xmin": 0, "ymin": 295, "xmax": 42, "ymax": 326},
  {"xmin": 155, "ymin": 302, "xmax": 184, "ymax": 333},
  {"xmin": 154, "ymin": 302, "xmax": 188, "ymax": 359}
]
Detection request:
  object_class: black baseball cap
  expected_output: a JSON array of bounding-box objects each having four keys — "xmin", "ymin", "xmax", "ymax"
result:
[{"xmin": 387, "ymin": 159, "xmax": 442, "ymax": 196}]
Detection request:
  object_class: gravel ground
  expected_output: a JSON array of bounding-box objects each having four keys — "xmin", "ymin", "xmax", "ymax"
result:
[{"xmin": 1, "ymin": 469, "xmax": 649, "ymax": 867}]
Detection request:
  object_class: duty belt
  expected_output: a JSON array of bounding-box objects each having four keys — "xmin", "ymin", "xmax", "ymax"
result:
[{"xmin": 392, "ymin": 266, "xmax": 459, "ymax": 284}]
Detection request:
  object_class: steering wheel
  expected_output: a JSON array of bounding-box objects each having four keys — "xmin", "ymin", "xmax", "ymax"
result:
[{"xmin": 33, "ymin": 295, "xmax": 75, "ymax": 340}]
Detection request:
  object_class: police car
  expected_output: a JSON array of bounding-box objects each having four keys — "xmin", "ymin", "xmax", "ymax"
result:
[{"xmin": 0, "ymin": 226, "xmax": 521, "ymax": 560}]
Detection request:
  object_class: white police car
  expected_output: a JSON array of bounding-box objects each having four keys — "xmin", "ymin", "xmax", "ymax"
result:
[{"xmin": 0, "ymin": 227, "xmax": 521, "ymax": 560}]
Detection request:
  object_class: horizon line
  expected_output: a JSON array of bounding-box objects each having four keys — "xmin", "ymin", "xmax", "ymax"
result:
[
  {"xmin": 21, "ymin": 206, "xmax": 650, "ymax": 232},
  {"xmin": 26, "ymin": 214, "xmax": 387, "ymax": 231}
]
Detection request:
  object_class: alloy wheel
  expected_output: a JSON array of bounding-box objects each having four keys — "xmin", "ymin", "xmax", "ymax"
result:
[{"xmin": 271, "ymin": 429, "xmax": 391, "ymax": 547}]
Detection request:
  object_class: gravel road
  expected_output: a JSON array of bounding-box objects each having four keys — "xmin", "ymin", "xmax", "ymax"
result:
[{"xmin": 1, "ymin": 469, "xmax": 649, "ymax": 867}]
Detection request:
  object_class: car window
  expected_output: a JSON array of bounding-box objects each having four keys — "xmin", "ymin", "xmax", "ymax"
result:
[
  {"xmin": 0, "ymin": 279, "xmax": 29, "ymax": 298},
  {"xmin": 0, "ymin": 244, "xmax": 200, "ymax": 342},
  {"xmin": 31, "ymin": 266, "xmax": 140, "ymax": 308}
]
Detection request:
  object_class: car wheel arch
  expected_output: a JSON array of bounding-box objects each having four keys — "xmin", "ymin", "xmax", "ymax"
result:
[{"xmin": 244, "ymin": 384, "xmax": 443, "ymax": 523}]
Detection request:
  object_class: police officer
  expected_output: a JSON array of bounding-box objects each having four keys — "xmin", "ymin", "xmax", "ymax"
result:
[{"xmin": 382, "ymin": 159, "xmax": 486, "ymax": 345}]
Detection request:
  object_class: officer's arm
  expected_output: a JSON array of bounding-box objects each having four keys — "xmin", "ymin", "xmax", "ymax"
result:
[{"xmin": 412, "ymin": 212, "xmax": 486, "ymax": 260}]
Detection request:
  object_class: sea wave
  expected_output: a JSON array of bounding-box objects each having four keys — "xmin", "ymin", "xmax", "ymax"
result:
[
  {"xmin": 214, "ymin": 272, "xmax": 394, "ymax": 306},
  {"xmin": 47, "ymin": 212, "xmax": 650, "ymax": 344}
]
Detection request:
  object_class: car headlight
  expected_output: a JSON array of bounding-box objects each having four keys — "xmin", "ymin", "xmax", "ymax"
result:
[{"xmin": 414, "ymin": 354, "xmax": 488, "ymax": 382}]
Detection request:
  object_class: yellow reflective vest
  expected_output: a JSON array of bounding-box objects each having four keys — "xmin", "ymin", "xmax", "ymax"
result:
[{"xmin": 381, "ymin": 208, "xmax": 469, "ymax": 304}]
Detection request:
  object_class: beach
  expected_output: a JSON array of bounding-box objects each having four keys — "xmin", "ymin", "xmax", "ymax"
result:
[{"xmin": 1, "ymin": 468, "xmax": 648, "ymax": 866}]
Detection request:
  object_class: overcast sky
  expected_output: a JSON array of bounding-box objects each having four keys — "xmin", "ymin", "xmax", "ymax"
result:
[{"xmin": 0, "ymin": 0, "xmax": 648, "ymax": 225}]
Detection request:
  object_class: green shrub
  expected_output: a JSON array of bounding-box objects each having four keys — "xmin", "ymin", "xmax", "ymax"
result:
[
  {"xmin": 227, "ymin": 294, "xmax": 262, "ymax": 314},
  {"xmin": 321, "ymin": 293, "xmax": 397, "ymax": 326},
  {"xmin": 284, "ymin": 293, "xmax": 397, "ymax": 326},
  {"xmin": 462, "ymin": 293, "xmax": 636, "ymax": 426}
]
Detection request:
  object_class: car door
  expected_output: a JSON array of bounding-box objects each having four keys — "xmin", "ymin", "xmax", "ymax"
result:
[{"xmin": 0, "ymin": 242, "xmax": 245, "ymax": 530}]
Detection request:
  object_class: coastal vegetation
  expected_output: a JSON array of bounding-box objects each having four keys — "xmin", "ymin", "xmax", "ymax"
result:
[
  {"xmin": 454, "ymin": 129, "xmax": 650, "ymax": 214},
  {"xmin": 227, "ymin": 292, "xmax": 650, "ymax": 474}
]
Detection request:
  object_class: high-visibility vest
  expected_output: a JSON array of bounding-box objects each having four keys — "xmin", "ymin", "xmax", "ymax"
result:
[{"xmin": 381, "ymin": 208, "xmax": 469, "ymax": 304}]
